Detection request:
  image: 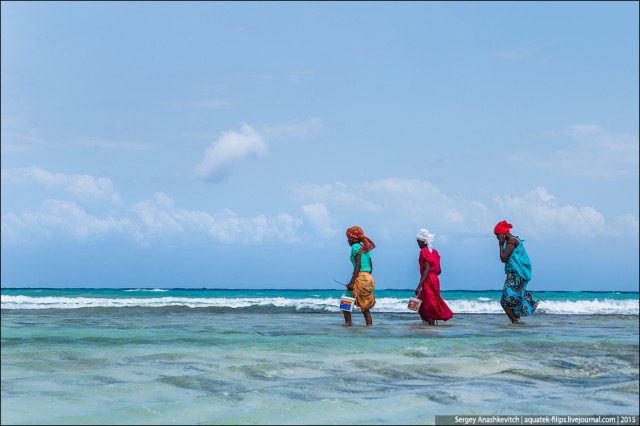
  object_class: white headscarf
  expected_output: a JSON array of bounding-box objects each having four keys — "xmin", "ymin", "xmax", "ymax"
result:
[{"xmin": 416, "ymin": 228, "xmax": 435, "ymax": 252}]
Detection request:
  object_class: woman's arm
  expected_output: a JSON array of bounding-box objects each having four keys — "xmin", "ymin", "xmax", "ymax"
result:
[
  {"xmin": 347, "ymin": 254, "xmax": 361, "ymax": 291},
  {"xmin": 415, "ymin": 260, "xmax": 430, "ymax": 295},
  {"xmin": 366, "ymin": 237, "xmax": 376, "ymax": 251},
  {"xmin": 498, "ymin": 235, "xmax": 517, "ymax": 263}
]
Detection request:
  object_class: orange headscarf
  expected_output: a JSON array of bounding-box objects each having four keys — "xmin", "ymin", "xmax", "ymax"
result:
[{"xmin": 346, "ymin": 226, "xmax": 374, "ymax": 252}]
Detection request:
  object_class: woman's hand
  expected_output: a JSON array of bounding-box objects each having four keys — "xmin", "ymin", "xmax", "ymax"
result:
[{"xmin": 497, "ymin": 234, "xmax": 506, "ymax": 244}]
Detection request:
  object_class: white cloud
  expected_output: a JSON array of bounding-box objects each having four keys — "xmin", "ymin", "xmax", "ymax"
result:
[
  {"xmin": 365, "ymin": 178, "xmax": 492, "ymax": 235},
  {"xmin": 1, "ymin": 116, "xmax": 151, "ymax": 153},
  {"xmin": 2, "ymin": 190, "xmax": 304, "ymax": 244},
  {"xmin": 208, "ymin": 211, "xmax": 302, "ymax": 243},
  {"xmin": 193, "ymin": 123, "xmax": 268, "ymax": 182},
  {"xmin": 291, "ymin": 179, "xmax": 635, "ymax": 240},
  {"xmin": 68, "ymin": 138, "xmax": 152, "ymax": 151},
  {"xmin": 291, "ymin": 181, "xmax": 382, "ymax": 213},
  {"xmin": 615, "ymin": 213, "xmax": 639, "ymax": 235},
  {"xmin": 1, "ymin": 115, "xmax": 46, "ymax": 154},
  {"xmin": 130, "ymin": 193, "xmax": 184, "ymax": 235},
  {"xmin": 1, "ymin": 200, "xmax": 133, "ymax": 241},
  {"xmin": 192, "ymin": 119, "xmax": 321, "ymax": 183},
  {"xmin": 130, "ymin": 192, "xmax": 302, "ymax": 243},
  {"xmin": 262, "ymin": 118, "xmax": 322, "ymax": 141},
  {"xmin": 301, "ymin": 202, "xmax": 336, "ymax": 237},
  {"xmin": 492, "ymin": 186, "xmax": 606, "ymax": 237},
  {"xmin": 1, "ymin": 166, "xmax": 122, "ymax": 204},
  {"xmin": 292, "ymin": 178, "xmax": 491, "ymax": 238},
  {"xmin": 513, "ymin": 125, "xmax": 639, "ymax": 178}
]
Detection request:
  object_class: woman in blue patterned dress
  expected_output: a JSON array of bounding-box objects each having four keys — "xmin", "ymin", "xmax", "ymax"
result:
[{"xmin": 494, "ymin": 220, "xmax": 538, "ymax": 324}]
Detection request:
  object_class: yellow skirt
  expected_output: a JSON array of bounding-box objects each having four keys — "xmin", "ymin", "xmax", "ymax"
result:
[{"xmin": 353, "ymin": 272, "xmax": 375, "ymax": 310}]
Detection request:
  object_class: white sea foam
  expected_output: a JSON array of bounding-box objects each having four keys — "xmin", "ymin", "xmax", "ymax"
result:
[
  {"xmin": 534, "ymin": 299, "xmax": 640, "ymax": 315},
  {"xmin": 447, "ymin": 298, "xmax": 639, "ymax": 315},
  {"xmin": 123, "ymin": 288, "xmax": 168, "ymax": 292},
  {"xmin": 1, "ymin": 295, "xmax": 637, "ymax": 315}
]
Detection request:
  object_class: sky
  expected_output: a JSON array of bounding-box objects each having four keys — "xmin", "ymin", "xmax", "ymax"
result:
[{"xmin": 1, "ymin": 1, "xmax": 638, "ymax": 291}]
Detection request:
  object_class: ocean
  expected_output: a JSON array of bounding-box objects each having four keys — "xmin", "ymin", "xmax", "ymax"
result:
[{"xmin": 1, "ymin": 288, "xmax": 638, "ymax": 425}]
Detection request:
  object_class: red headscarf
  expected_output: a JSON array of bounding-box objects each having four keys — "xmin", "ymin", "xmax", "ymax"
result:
[
  {"xmin": 346, "ymin": 226, "xmax": 374, "ymax": 252},
  {"xmin": 493, "ymin": 220, "xmax": 513, "ymax": 235}
]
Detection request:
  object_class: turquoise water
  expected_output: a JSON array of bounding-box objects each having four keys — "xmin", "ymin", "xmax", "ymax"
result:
[{"xmin": 1, "ymin": 289, "xmax": 638, "ymax": 424}]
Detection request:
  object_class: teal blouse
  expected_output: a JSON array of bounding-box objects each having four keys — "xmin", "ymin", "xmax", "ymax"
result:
[
  {"xmin": 350, "ymin": 243, "xmax": 372, "ymax": 272},
  {"xmin": 503, "ymin": 237, "xmax": 532, "ymax": 281}
]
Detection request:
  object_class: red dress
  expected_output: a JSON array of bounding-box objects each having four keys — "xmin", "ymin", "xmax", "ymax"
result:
[{"xmin": 418, "ymin": 247, "xmax": 454, "ymax": 322}]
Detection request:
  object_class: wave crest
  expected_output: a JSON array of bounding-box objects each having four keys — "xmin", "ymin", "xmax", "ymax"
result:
[{"xmin": 1, "ymin": 295, "xmax": 637, "ymax": 315}]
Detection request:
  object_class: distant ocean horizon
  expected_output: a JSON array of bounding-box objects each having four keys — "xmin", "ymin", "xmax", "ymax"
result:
[{"xmin": 2, "ymin": 287, "xmax": 638, "ymax": 424}]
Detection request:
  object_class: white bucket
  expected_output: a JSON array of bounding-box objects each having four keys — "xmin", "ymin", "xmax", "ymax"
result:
[
  {"xmin": 407, "ymin": 296, "xmax": 422, "ymax": 311},
  {"xmin": 339, "ymin": 295, "xmax": 355, "ymax": 312}
]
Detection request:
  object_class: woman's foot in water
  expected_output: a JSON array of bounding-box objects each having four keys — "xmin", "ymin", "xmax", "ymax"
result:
[{"xmin": 422, "ymin": 317, "xmax": 436, "ymax": 326}]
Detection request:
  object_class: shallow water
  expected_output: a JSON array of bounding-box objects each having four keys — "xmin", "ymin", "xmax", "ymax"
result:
[{"xmin": 1, "ymin": 307, "xmax": 638, "ymax": 425}]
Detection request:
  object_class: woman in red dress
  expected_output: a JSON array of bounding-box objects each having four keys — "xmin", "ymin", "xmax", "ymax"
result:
[{"xmin": 413, "ymin": 228, "xmax": 454, "ymax": 325}]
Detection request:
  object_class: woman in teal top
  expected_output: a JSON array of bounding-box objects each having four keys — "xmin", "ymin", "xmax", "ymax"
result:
[
  {"xmin": 343, "ymin": 226, "xmax": 376, "ymax": 326},
  {"xmin": 494, "ymin": 220, "xmax": 538, "ymax": 324}
]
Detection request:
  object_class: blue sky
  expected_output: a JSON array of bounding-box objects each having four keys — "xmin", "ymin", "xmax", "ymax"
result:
[{"xmin": 1, "ymin": 1, "xmax": 638, "ymax": 291}]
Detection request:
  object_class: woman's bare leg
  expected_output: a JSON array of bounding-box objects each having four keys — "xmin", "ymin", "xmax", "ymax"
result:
[
  {"xmin": 424, "ymin": 316, "xmax": 436, "ymax": 326},
  {"xmin": 362, "ymin": 309, "xmax": 372, "ymax": 326},
  {"xmin": 502, "ymin": 307, "xmax": 522, "ymax": 323},
  {"xmin": 342, "ymin": 310, "xmax": 352, "ymax": 325}
]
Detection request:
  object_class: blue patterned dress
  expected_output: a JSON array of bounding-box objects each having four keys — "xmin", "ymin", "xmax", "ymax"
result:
[{"xmin": 500, "ymin": 237, "xmax": 538, "ymax": 317}]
